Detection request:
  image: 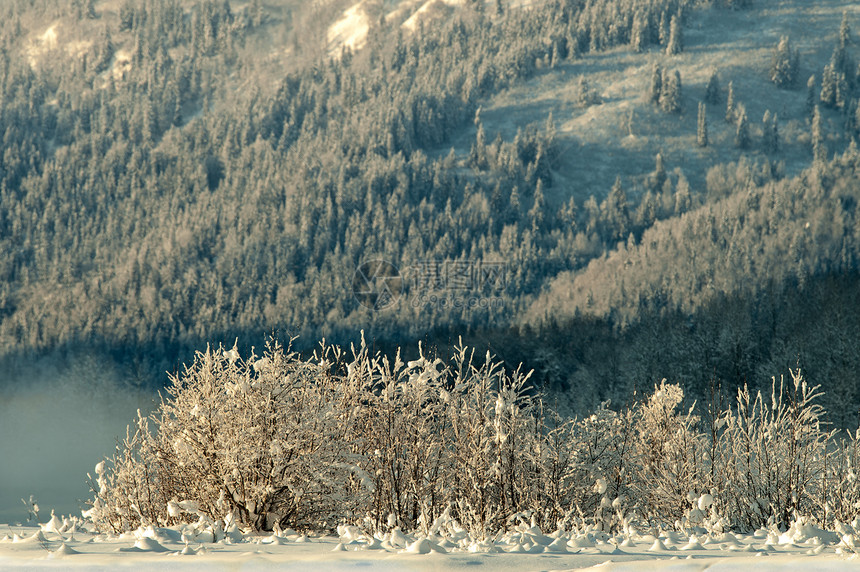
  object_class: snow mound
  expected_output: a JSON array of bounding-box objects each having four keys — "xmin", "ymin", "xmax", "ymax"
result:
[
  {"xmin": 405, "ymin": 538, "xmax": 433, "ymax": 554},
  {"xmin": 16, "ymin": 530, "xmax": 48, "ymax": 544},
  {"xmin": 40, "ymin": 510, "xmax": 66, "ymax": 534},
  {"xmin": 48, "ymin": 542, "xmax": 80, "ymax": 558},
  {"xmin": 779, "ymin": 518, "xmax": 840, "ymax": 545},
  {"xmin": 121, "ymin": 537, "xmax": 170, "ymax": 552},
  {"xmin": 648, "ymin": 538, "xmax": 672, "ymax": 552},
  {"xmin": 386, "ymin": 527, "xmax": 412, "ymax": 549},
  {"xmin": 263, "ymin": 534, "xmax": 290, "ymax": 545},
  {"xmin": 680, "ymin": 534, "xmax": 706, "ymax": 550},
  {"xmin": 570, "ymin": 535, "xmax": 597, "ymax": 548}
]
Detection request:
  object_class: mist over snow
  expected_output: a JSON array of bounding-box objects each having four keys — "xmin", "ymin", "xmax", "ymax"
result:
[{"xmin": 0, "ymin": 356, "xmax": 155, "ymax": 524}]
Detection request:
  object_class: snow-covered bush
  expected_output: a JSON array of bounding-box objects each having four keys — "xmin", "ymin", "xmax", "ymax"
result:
[
  {"xmin": 84, "ymin": 411, "xmax": 166, "ymax": 532},
  {"xmin": 718, "ymin": 371, "xmax": 837, "ymax": 530},
  {"xmin": 441, "ymin": 346, "xmax": 544, "ymax": 538},
  {"xmin": 86, "ymin": 344, "xmax": 859, "ymax": 538},
  {"xmin": 631, "ymin": 381, "xmax": 709, "ymax": 525},
  {"xmin": 559, "ymin": 402, "xmax": 635, "ymax": 532},
  {"xmin": 817, "ymin": 429, "xmax": 860, "ymax": 527},
  {"xmin": 87, "ymin": 339, "xmax": 362, "ymax": 532},
  {"xmin": 86, "ymin": 337, "xmax": 554, "ymax": 535},
  {"xmin": 341, "ymin": 340, "xmax": 450, "ymax": 533}
]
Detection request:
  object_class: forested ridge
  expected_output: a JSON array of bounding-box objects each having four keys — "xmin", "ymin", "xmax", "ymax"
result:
[{"xmin": 1, "ymin": 0, "xmax": 860, "ymax": 425}]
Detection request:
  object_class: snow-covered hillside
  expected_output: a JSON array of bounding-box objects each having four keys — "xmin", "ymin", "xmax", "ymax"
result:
[{"xmin": 325, "ymin": 0, "xmax": 537, "ymax": 55}]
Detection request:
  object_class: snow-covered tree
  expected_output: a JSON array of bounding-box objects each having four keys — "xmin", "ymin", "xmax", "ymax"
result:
[
  {"xmin": 632, "ymin": 381, "xmax": 707, "ymax": 525},
  {"xmin": 762, "ymin": 110, "xmax": 778, "ymax": 154},
  {"xmin": 812, "ymin": 105, "xmax": 825, "ymax": 161},
  {"xmin": 648, "ymin": 63, "xmax": 663, "ymax": 104},
  {"xmin": 725, "ymin": 80, "xmax": 736, "ymax": 123},
  {"xmin": 704, "ymin": 68, "xmax": 720, "ymax": 104},
  {"xmin": 718, "ymin": 372, "xmax": 837, "ymax": 529},
  {"xmin": 660, "ymin": 69, "xmax": 682, "ymax": 113},
  {"xmin": 697, "ymin": 101, "xmax": 709, "ymax": 147},
  {"xmin": 665, "ymin": 14, "xmax": 683, "ymax": 55},
  {"xmin": 630, "ymin": 13, "xmax": 649, "ymax": 53},
  {"xmin": 735, "ymin": 104, "xmax": 750, "ymax": 149},
  {"xmin": 769, "ymin": 36, "xmax": 799, "ymax": 88},
  {"xmin": 806, "ymin": 75, "xmax": 817, "ymax": 118},
  {"xmin": 821, "ymin": 63, "xmax": 838, "ymax": 108}
]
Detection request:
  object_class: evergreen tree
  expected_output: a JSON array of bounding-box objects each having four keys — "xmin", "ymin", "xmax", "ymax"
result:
[
  {"xmin": 604, "ymin": 177, "xmax": 630, "ymax": 242},
  {"xmin": 762, "ymin": 110, "xmax": 779, "ymax": 154},
  {"xmin": 845, "ymin": 98, "xmax": 859, "ymax": 139},
  {"xmin": 840, "ymin": 11, "xmax": 852, "ymax": 49},
  {"xmin": 470, "ymin": 120, "xmax": 488, "ymax": 169},
  {"xmin": 666, "ymin": 14, "xmax": 683, "ymax": 55},
  {"xmin": 648, "ymin": 63, "xmax": 663, "ymax": 104},
  {"xmin": 704, "ymin": 68, "xmax": 720, "ymax": 104},
  {"xmin": 119, "ymin": 0, "xmax": 135, "ymax": 30},
  {"xmin": 660, "ymin": 69, "xmax": 682, "ymax": 114},
  {"xmin": 770, "ymin": 36, "xmax": 799, "ymax": 88},
  {"xmin": 529, "ymin": 179, "xmax": 546, "ymax": 231},
  {"xmin": 651, "ymin": 152, "xmax": 667, "ymax": 192},
  {"xmin": 833, "ymin": 16, "xmax": 855, "ymax": 85},
  {"xmin": 835, "ymin": 70, "xmax": 849, "ymax": 110},
  {"xmin": 735, "ymin": 104, "xmax": 750, "ymax": 149},
  {"xmin": 806, "ymin": 75, "xmax": 817, "ymax": 118},
  {"xmin": 659, "ymin": 11, "xmax": 670, "ymax": 46},
  {"xmin": 636, "ymin": 191, "xmax": 658, "ymax": 229},
  {"xmin": 821, "ymin": 63, "xmax": 838, "ymax": 108},
  {"xmin": 249, "ymin": 0, "xmax": 265, "ymax": 26},
  {"xmin": 559, "ymin": 197, "xmax": 578, "ymax": 229},
  {"xmin": 726, "ymin": 80, "xmax": 736, "ymax": 123},
  {"xmin": 577, "ymin": 75, "xmax": 601, "ymax": 106},
  {"xmin": 509, "ymin": 185, "xmax": 521, "ymax": 219},
  {"xmin": 697, "ymin": 101, "xmax": 709, "ymax": 147},
  {"xmin": 812, "ymin": 105, "xmax": 825, "ymax": 161},
  {"xmin": 674, "ymin": 172, "xmax": 692, "ymax": 215},
  {"xmin": 631, "ymin": 13, "xmax": 649, "ymax": 53},
  {"xmin": 855, "ymin": 99, "xmax": 860, "ymax": 140}
]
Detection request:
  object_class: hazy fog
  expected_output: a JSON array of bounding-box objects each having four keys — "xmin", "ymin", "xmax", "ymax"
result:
[{"xmin": 0, "ymin": 356, "xmax": 155, "ymax": 524}]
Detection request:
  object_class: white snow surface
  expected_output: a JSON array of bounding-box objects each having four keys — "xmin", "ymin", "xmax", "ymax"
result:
[{"xmin": 1, "ymin": 519, "xmax": 859, "ymax": 570}]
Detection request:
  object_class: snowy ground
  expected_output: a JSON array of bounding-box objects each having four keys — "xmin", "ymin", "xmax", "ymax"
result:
[{"xmin": 1, "ymin": 517, "xmax": 860, "ymax": 571}]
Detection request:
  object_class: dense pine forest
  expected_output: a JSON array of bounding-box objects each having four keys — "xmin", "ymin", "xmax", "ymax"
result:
[{"xmin": 1, "ymin": 0, "xmax": 860, "ymax": 425}]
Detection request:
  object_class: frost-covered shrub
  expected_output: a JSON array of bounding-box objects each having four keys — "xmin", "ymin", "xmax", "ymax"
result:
[
  {"xmin": 86, "ymin": 339, "xmax": 366, "ymax": 532},
  {"xmin": 817, "ymin": 429, "xmax": 860, "ymax": 527},
  {"xmin": 631, "ymin": 381, "xmax": 708, "ymax": 525},
  {"xmin": 718, "ymin": 371, "xmax": 837, "ymax": 530},
  {"xmin": 87, "ymin": 338, "xmax": 555, "ymax": 536},
  {"xmin": 560, "ymin": 402, "xmax": 635, "ymax": 532},
  {"xmin": 87, "ymin": 346, "xmax": 859, "ymax": 537},
  {"xmin": 84, "ymin": 412, "xmax": 167, "ymax": 533},
  {"xmin": 342, "ymin": 341, "xmax": 451, "ymax": 533},
  {"xmin": 443, "ymin": 347, "xmax": 546, "ymax": 538}
]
